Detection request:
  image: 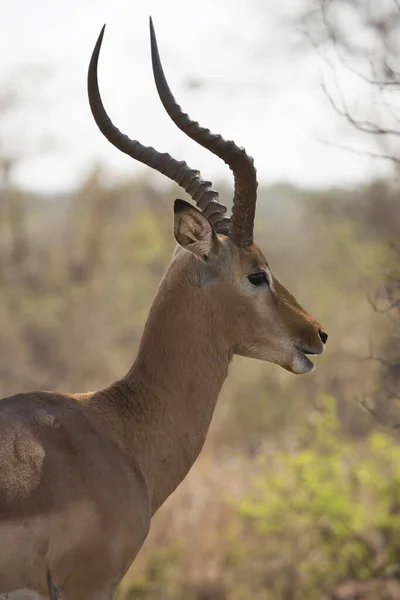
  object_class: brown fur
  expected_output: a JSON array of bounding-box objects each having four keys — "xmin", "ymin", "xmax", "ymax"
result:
[{"xmin": 0, "ymin": 204, "xmax": 326, "ymax": 599}]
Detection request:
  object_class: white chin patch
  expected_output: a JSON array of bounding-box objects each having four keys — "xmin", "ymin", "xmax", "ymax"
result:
[{"xmin": 292, "ymin": 353, "xmax": 315, "ymax": 375}]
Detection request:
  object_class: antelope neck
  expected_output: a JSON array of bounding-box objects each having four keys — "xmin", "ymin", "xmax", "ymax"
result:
[{"xmin": 94, "ymin": 268, "xmax": 232, "ymax": 513}]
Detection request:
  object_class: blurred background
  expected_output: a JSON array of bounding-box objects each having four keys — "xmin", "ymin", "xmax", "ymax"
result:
[{"xmin": 1, "ymin": 0, "xmax": 400, "ymax": 598}]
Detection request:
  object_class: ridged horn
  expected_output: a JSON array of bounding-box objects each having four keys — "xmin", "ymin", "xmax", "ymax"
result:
[
  {"xmin": 149, "ymin": 16, "xmax": 258, "ymax": 247},
  {"xmin": 87, "ymin": 25, "xmax": 230, "ymax": 233}
]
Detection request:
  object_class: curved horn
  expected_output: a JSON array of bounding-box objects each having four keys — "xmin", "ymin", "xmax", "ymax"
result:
[
  {"xmin": 88, "ymin": 26, "xmax": 230, "ymax": 233},
  {"xmin": 149, "ymin": 17, "xmax": 258, "ymax": 247}
]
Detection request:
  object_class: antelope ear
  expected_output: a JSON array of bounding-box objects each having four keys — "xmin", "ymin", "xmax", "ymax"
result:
[{"xmin": 173, "ymin": 199, "xmax": 216, "ymax": 260}]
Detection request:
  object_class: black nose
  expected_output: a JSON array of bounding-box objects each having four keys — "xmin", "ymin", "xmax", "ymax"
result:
[{"xmin": 319, "ymin": 329, "xmax": 328, "ymax": 344}]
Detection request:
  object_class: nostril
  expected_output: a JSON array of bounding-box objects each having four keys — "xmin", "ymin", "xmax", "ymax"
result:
[{"xmin": 319, "ymin": 329, "xmax": 328, "ymax": 344}]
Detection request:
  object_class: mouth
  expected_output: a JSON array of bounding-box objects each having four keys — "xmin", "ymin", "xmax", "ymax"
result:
[{"xmin": 292, "ymin": 347, "xmax": 318, "ymax": 374}]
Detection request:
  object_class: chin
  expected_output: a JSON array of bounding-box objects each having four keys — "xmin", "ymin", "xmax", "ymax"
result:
[
  {"xmin": 289, "ymin": 352, "xmax": 315, "ymax": 375},
  {"xmin": 236, "ymin": 347, "xmax": 316, "ymax": 374}
]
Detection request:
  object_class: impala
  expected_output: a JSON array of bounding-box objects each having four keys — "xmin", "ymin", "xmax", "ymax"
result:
[{"xmin": 0, "ymin": 18, "xmax": 328, "ymax": 600}]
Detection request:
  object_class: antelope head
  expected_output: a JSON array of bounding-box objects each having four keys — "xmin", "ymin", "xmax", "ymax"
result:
[{"xmin": 88, "ymin": 19, "xmax": 328, "ymax": 375}]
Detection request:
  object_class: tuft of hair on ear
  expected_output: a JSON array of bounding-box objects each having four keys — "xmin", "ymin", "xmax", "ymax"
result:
[{"xmin": 173, "ymin": 199, "xmax": 216, "ymax": 261}]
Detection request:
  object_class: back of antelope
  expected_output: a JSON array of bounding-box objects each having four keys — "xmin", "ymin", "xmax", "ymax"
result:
[{"xmin": 0, "ymin": 17, "xmax": 328, "ymax": 600}]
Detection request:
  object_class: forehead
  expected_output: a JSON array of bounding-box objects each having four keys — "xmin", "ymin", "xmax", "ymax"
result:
[
  {"xmin": 239, "ymin": 243, "xmax": 268, "ymax": 271},
  {"xmin": 222, "ymin": 238, "xmax": 268, "ymax": 272}
]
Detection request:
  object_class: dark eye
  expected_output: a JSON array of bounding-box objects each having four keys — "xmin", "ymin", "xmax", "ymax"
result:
[{"xmin": 248, "ymin": 271, "xmax": 268, "ymax": 287}]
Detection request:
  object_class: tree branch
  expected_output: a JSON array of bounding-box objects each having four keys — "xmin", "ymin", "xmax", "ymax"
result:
[
  {"xmin": 315, "ymin": 135, "xmax": 400, "ymax": 166},
  {"xmin": 321, "ymin": 80, "xmax": 400, "ymax": 137}
]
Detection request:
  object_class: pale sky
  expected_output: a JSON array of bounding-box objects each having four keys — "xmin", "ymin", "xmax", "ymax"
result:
[{"xmin": 0, "ymin": 0, "xmax": 392, "ymax": 193}]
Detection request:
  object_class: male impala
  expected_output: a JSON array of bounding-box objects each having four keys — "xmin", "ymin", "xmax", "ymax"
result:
[{"xmin": 0, "ymin": 18, "xmax": 328, "ymax": 600}]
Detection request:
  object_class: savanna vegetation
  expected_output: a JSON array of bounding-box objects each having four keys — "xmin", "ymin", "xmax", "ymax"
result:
[{"xmin": 0, "ymin": 162, "xmax": 399, "ymax": 599}]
